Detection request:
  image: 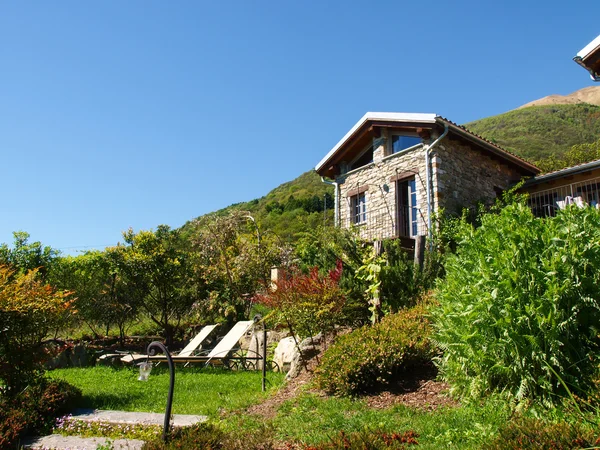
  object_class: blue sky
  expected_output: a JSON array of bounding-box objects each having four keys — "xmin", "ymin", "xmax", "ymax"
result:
[{"xmin": 1, "ymin": 1, "xmax": 598, "ymax": 254}]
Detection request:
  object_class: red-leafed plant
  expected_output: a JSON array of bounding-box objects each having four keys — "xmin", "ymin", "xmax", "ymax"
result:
[{"xmin": 254, "ymin": 260, "xmax": 346, "ymax": 341}]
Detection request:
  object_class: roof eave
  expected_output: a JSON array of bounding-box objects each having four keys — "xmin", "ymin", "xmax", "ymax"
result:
[
  {"xmin": 315, "ymin": 112, "xmax": 437, "ymax": 174},
  {"xmin": 522, "ymin": 159, "xmax": 600, "ymax": 187},
  {"xmin": 576, "ymin": 34, "xmax": 600, "ymax": 61}
]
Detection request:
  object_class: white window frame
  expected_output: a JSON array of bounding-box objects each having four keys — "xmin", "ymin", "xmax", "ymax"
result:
[{"xmin": 350, "ymin": 192, "xmax": 367, "ymax": 225}]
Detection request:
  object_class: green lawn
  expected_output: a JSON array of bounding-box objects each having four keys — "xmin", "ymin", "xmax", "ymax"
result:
[
  {"xmin": 48, "ymin": 366, "xmax": 285, "ymax": 417},
  {"xmin": 48, "ymin": 366, "xmax": 595, "ymax": 449},
  {"xmin": 246, "ymin": 393, "xmax": 509, "ymax": 449}
]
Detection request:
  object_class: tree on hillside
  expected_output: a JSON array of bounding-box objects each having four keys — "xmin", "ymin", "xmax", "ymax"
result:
[
  {"xmin": 535, "ymin": 138, "xmax": 600, "ymax": 173},
  {"xmin": 190, "ymin": 211, "xmax": 288, "ymax": 323},
  {"xmin": 107, "ymin": 225, "xmax": 201, "ymax": 346}
]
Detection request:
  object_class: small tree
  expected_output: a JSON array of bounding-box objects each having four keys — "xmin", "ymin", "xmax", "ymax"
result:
[
  {"xmin": 107, "ymin": 226, "xmax": 201, "ymax": 346},
  {"xmin": 254, "ymin": 260, "xmax": 346, "ymax": 341},
  {"xmin": 191, "ymin": 212, "xmax": 286, "ymax": 323},
  {"xmin": 0, "ymin": 265, "xmax": 72, "ymax": 393},
  {"xmin": 51, "ymin": 252, "xmax": 137, "ymax": 344},
  {"xmin": 0, "ymin": 231, "xmax": 59, "ymax": 280}
]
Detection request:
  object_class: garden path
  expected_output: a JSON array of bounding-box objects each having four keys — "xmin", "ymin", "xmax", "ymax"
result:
[{"xmin": 22, "ymin": 410, "xmax": 207, "ymax": 449}]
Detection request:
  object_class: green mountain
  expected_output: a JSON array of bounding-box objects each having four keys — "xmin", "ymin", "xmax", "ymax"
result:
[
  {"xmin": 182, "ymin": 170, "xmax": 334, "ymax": 242},
  {"xmin": 465, "ymin": 103, "xmax": 600, "ymax": 162},
  {"xmin": 183, "ymin": 102, "xmax": 600, "ymax": 242}
]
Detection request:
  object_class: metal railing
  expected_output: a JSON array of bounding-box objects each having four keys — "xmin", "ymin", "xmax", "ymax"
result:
[
  {"xmin": 527, "ymin": 176, "xmax": 600, "ymax": 218},
  {"xmin": 339, "ymin": 204, "xmax": 428, "ymax": 241}
]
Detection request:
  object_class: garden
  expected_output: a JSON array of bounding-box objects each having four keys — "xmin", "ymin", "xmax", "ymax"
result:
[{"xmin": 2, "ymin": 196, "xmax": 600, "ymax": 449}]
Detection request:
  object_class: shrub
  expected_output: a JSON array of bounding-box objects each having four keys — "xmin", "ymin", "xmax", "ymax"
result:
[
  {"xmin": 142, "ymin": 421, "xmax": 278, "ymax": 450},
  {"xmin": 315, "ymin": 303, "xmax": 435, "ymax": 396},
  {"xmin": 0, "ymin": 378, "xmax": 81, "ymax": 448},
  {"xmin": 303, "ymin": 430, "xmax": 419, "ymax": 449},
  {"xmin": 142, "ymin": 423, "xmax": 224, "ymax": 449},
  {"xmin": 254, "ymin": 261, "xmax": 346, "ymax": 340},
  {"xmin": 0, "ymin": 265, "xmax": 72, "ymax": 393},
  {"xmin": 433, "ymin": 200, "xmax": 600, "ymax": 404},
  {"xmin": 485, "ymin": 417, "xmax": 599, "ymax": 450}
]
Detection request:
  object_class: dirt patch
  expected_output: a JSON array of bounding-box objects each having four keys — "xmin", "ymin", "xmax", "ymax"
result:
[
  {"xmin": 246, "ymin": 355, "xmax": 321, "ymax": 420},
  {"xmin": 363, "ymin": 363, "xmax": 458, "ymax": 411},
  {"xmin": 247, "ymin": 358, "xmax": 457, "ymax": 419}
]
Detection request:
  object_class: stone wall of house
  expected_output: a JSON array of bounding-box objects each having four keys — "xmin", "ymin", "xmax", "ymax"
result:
[
  {"xmin": 336, "ymin": 137, "xmax": 428, "ymax": 241},
  {"xmin": 334, "ymin": 132, "xmax": 528, "ymax": 240},
  {"xmin": 431, "ymin": 136, "xmax": 525, "ymax": 217}
]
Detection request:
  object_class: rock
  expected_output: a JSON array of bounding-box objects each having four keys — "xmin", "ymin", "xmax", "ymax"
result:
[
  {"xmin": 273, "ymin": 336, "xmax": 297, "ymax": 373},
  {"xmin": 286, "ymin": 333, "xmax": 324, "ymax": 380},
  {"xmin": 46, "ymin": 343, "xmax": 94, "ymax": 369},
  {"xmin": 45, "ymin": 347, "xmax": 70, "ymax": 370},
  {"xmin": 70, "ymin": 343, "xmax": 92, "ymax": 367},
  {"xmin": 266, "ymin": 330, "xmax": 289, "ymax": 346}
]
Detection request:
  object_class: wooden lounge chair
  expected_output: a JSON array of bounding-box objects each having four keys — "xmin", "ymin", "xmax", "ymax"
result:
[{"xmin": 120, "ymin": 324, "xmax": 218, "ymax": 364}]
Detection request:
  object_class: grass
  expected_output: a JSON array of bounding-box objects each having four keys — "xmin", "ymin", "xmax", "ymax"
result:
[
  {"xmin": 262, "ymin": 393, "xmax": 510, "ymax": 449},
  {"xmin": 46, "ymin": 366, "xmax": 599, "ymax": 448},
  {"xmin": 47, "ymin": 366, "xmax": 285, "ymax": 417}
]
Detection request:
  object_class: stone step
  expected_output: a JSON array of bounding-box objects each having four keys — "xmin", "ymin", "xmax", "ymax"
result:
[
  {"xmin": 69, "ymin": 408, "xmax": 207, "ymax": 427},
  {"xmin": 22, "ymin": 434, "xmax": 145, "ymax": 450}
]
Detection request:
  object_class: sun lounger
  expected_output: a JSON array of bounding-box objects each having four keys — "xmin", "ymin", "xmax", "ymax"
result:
[
  {"xmin": 119, "ymin": 324, "xmax": 218, "ymax": 364},
  {"xmin": 148, "ymin": 320, "xmax": 258, "ymax": 368}
]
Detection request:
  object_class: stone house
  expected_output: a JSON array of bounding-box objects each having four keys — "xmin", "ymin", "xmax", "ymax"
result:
[{"xmin": 315, "ymin": 112, "xmax": 539, "ymax": 250}]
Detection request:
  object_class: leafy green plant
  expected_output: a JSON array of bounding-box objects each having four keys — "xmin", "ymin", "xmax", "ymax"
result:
[
  {"xmin": 535, "ymin": 137, "xmax": 600, "ymax": 173},
  {"xmin": 142, "ymin": 423, "xmax": 224, "ymax": 449},
  {"xmin": 356, "ymin": 253, "xmax": 384, "ymax": 324},
  {"xmin": 433, "ymin": 199, "xmax": 600, "ymax": 404},
  {"xmin": 0, "ymin": 265, "xmax": 73, "ymax": 392},
  {"xmin": 315, "ymin": 303, "xmax": 435, "ymax": 396},
  {"xmin": 106, "ymin": 225, "xmax": 201, "ymax": 346},
  {"xmin": 485, "ymin": 416, "xmax": 599, "ymax": 450},
  {"xmin": 0, "ymin": 379, "xmax": 81, "ymax": 448},
  {"xmin": 303, "ymin": 430, "xmax": 419, "ymax": 449}
]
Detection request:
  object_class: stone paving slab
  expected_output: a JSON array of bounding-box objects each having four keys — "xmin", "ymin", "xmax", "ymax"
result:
[
  {"xmin": 22, "ymin": 434, "xmax": 145, "ymax": 450},
  {"xmin": 71, "ymin": 408, "xmax": 207, "ymax": 427}
]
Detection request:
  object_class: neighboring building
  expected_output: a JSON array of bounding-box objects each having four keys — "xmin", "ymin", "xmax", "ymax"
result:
[
  {"xmin": 522, "ymin": 159, "xmax": 600, "ymax": 217},
  {"xmin": 574, "ymin": 34, "xmax": 600, "ymax": 82},
  {"xmin": 315, "ymin": 113, "xmax": 539, "ymax": 249}
]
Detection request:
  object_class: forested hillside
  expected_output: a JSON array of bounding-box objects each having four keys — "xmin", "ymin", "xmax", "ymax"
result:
[
  {"xmin": 466, "ymin": 103, "xmax": 600, "ymax": 162},
  {"xmin": 181, "ymin": 170, "xmax": 334, "ymax": 242}
]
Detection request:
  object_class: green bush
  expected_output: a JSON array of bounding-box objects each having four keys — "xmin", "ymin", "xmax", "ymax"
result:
[
  {"xmin": 142, "ymin": 422, "xmax": 277, "ymax": 450},
  {"xmin": 142, "ymin": 423, "xmax": 224, "ymax": 449},
  {"xmin": 0, "ymin": 265, "xmax": 72, "ymax": 393},
  {"xmin": 485, "ymin": 417, "xmax": 599, "ymax": 450},
  {"xmin": 0, "ymin": 378, "xmax": 81, "ymax": 448},
  {"xmin": 315, "ymin": 303, "xmax": 435, "ymax": 396},
  {"xmin": 380, "ymin": 240, "xmax": 436, "ymax": 311},
  {"xmin": 433, "ymin": 200, "xmax": 600, "ymax": 404},
  {"xmin": 303, "ymin": 430, "xmax": 419, "ymax": 449}
]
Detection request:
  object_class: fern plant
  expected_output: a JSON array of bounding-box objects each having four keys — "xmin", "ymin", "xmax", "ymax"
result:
[{"xmin": 433, "ymin": 200, "xmax": 600, "ymax": 405}]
